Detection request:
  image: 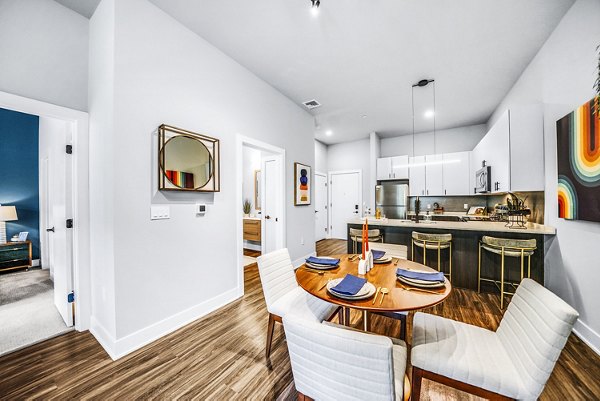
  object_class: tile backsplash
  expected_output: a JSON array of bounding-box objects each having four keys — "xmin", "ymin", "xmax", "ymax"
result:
[{"xmin": 407, "ymin": 191, "xmax": 545, "ymax": 224}]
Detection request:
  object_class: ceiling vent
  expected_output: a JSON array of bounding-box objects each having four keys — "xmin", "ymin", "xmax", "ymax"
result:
[{"xmin": 303, "ymin": 99, "xmax": 321, "ymax": 110}]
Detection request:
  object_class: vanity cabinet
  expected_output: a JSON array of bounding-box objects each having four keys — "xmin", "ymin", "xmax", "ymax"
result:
[
  {"xmin": 243, "ymin": 219, "xmax": 261, "ymax": 242},
  {"xmin": 377, "ymin": 156, "xmax": 409, "ymax": 180}
]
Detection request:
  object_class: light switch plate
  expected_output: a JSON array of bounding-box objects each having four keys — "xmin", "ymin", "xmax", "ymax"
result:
[{"xmin": 151, "ymin": 205, "xmax": 170, "ymax": 220}]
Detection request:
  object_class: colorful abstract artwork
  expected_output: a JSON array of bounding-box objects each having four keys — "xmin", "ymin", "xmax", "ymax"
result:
[
  {"xmin": 556, "ymin": 97, "xmax": 600, "ymax": 222},
  {"xmin": 294, "ymin": 162, "xmax": 311, "ymax": 206}
]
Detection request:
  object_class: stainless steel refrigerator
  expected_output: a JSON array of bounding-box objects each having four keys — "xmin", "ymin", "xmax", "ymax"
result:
[{"xmin": 375, "ymin": 183, "xmax": 409, "ymax": 219}]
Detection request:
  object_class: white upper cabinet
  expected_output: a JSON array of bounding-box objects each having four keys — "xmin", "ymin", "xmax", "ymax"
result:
[
  {"xmin": 391, "ymin": 155, "xmax": 409, "ymax": 179},
  {"xmin": 425, "ymin": 154, "xmax": 444, "ymax": 196},
  {"xmin": 509, "ymin": 104, "xmax": 544, "ymax": 191},
  {"xmin": 377, "ymin": 155, "xmax": 409, "ymax": 180},
  {"xmin": 472, "ymin": 111, "xmax": 510, "ymax": 193},
  {"xmin": 409, "ymin": 155, "xmax": 426, "ymax": 196},
  {"xmin": 376, "ymin": 157, "xmax": 392, "ymax": 180},
  {"xmin": 443, "ymin": 151, "xmax": 470, "ymax": 195}
]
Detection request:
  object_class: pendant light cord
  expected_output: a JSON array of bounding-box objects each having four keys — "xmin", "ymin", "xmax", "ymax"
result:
[
  {"xmin": 412, "ymin": 85, "xmax": 415, "ymax": 158},
  {"xmin": 433, "ymin": 80, "xmax": 437, "ymax": 154}
]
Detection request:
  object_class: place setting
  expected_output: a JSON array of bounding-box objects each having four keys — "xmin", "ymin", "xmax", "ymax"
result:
[
  {"xmin": 396, "ymin": 267, "xmax": 446, "ymax": 294},
  {"xmin": 325, "ymin": 274, "xmax": 377, "ymax": 301},
  {"xmin": 303, "ymin": 256, "xmax": 341, "ymax": 273}
]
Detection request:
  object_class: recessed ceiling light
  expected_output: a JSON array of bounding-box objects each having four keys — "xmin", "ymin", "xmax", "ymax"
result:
[
  {"xmin": 325, "ymin": 130, "xmax": 333, "ymax": 136},
  {"xmin": 424, "ymin": 110, "xmax": 435, "ymax": 118},
  {"xmin": 310, "ymin": 0, "xmax": 320, "ymax": 16}
]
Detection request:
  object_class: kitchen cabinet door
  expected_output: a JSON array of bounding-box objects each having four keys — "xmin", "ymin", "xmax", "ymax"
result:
[
  {"xmin": 391, "ymin": 155, "xmax": 409, "ymax": 179},
  {"xmin": 425, "ymin": 154, "xmax": 444, "ymax": 196},
  {"xmin": 443, "ymin": 151, "xmax": 470, "ymax": 195},
  {"xmin": 409, "ymin": 156, "xmax": 426, "ymax": 196},
  {"xmin": 376, "ymin": 157, "xmax": 392, "ymax": 180},
  {"xmin": 509, "ymin": 104, "xmax": 544, "ymax": 191}
]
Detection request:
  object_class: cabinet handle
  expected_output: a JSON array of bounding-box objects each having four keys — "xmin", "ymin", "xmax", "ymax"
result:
[
  {"xmin": 445, "ymin": 189, "xmax": 447, "ymax": 195},
  {"xmin": 427, "ymin": 190, "xmax": 429, "ymax": 195},
  {"xmin": 422, "ymin": 190, "xmax": 424, "ymax": 195}
]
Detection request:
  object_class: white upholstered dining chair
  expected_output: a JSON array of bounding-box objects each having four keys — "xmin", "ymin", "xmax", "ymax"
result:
[
  {"xmin": 256, "ymin": 248, "xmax": 340, "ymax": 359},
  {"xmin": 410, "ymin": 278, "xmax": 579, "ymax": 400},
  {"xmin": 283, "ymin": 316, "xmax": 410, "ymax": 401}
]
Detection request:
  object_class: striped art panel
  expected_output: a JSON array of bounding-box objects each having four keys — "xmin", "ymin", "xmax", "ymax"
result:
[
  {"xmin": 556, "ymin": 97, "xmax": 600, "ymax": 222},
  {"xmin": 166, "ymin": 170, "xmax": 195, "ymax": 189}
]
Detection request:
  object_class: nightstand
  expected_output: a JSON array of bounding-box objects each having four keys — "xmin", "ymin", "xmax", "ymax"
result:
[{"xmin": 0, "ymin": 241, "xmax": 32, "ymax": 273}]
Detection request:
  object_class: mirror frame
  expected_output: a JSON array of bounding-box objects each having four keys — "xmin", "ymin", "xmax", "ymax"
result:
[
  {"xmin": 158, "ymin": 124, "xmax": 220, "ymax": 192},
  {"xmin": 254, "ymin": 169, "xmax": 261, "ymax": 210}
]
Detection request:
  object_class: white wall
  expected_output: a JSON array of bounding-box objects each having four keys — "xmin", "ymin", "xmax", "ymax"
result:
[
  {"xmin": 89, "ymin": 0, "xmax": 315, "ymax": 357},
  {"xmin": 327, "ymin": 138, "xmax": 371, "ymax": 213},
  {"xmin": 0, "ymin": 0, "xmax": 89, "ymax": 111},
  {"xmin": 380, "ymin": 124, "xmax": 487, "ymax": 157},
  {"xmin": 314, "ymin": 140, "xmax": 328, "ymax": 173},
  {"xmin": 489, "ymin": 0, "xmax": 600, "ymax": 353}
]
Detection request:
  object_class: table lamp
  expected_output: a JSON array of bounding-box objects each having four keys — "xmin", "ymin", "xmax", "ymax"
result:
[{"xmin": 0, "ymin": 205, "xmax": 18, "ymax": 244}]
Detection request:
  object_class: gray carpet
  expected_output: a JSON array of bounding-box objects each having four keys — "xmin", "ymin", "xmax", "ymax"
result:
[{"xmin": 0, "ymin": 269, "xmax": 73, "ymax": 357}]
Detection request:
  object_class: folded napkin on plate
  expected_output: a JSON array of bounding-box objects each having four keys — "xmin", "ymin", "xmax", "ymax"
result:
[
  {"xmin": 331, "ymin": 274, "xmax": 367, "ymax": 296},
  {"xmin": 371, "ymin": 250, "xmax": 386, "ymax": 260},
  {"xmin": 396, "ymin": 268, "xmax": 444, "ymax": 283},
  {"xmin": 306, "ymin": 256, "xmax": 340, "ymax": 266}
]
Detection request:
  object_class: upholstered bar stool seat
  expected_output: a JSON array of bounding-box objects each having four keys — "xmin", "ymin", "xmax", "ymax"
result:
[
  {"xmin": 478, "ymin": 236, "xmax": 537, "ymax": 309},
  {"xmin": 349, "ymin": 228, "xmax": 383, "ymax": 254},
  {"xmin": 411, "ymin": 232, "xmax": 452, "ymax": 282},
  {"xmin": 411, "ymin": 278, "xmax": 579, "ymax": 401}
]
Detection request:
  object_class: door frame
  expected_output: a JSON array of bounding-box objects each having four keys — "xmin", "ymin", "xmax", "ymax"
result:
[
  {"xmin": 328, "ymin": 169, "xmax": 363, "ymax": 240},
  {"xmin": 314, "ymin": 171, "xmax": 328, "ymax": 240},
  {"xmin": 236, "ymin": 135, "xmax": 286, "ymax": 297},
  {"xmin": 0, "ymin": 90, "xmax": 90, "ymax": 331},
  {"xmin": 261, "ymin": 154, "xmax": 284, "ymax": 254}
]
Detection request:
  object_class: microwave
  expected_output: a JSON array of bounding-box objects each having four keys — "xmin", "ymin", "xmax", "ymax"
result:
[{"xmin": 475, "ymin": 166, "xmax": 491, "ymax": 193}]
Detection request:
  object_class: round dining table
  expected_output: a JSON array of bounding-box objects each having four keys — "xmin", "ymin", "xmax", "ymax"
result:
[{"xmin": 296, "ymin": 254, "xmax": 452, "ymax": 331}]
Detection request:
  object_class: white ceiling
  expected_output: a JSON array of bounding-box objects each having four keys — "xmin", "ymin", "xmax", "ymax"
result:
[
  {"xmin": 55, "ymin": 0, "xmax": 575, "ymax": 144},
  {"xmin": 53, "ymin": 0, "xmax": 100, "ymax": 18},
  {"xmin": 147, "ymin": 0, "xmax": 574, "ymax": 144}
]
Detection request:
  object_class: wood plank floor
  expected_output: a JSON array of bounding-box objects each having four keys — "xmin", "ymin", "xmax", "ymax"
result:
[{"xmin": 0, "ymin": 239, "xmax": 598, "ymax": 400}]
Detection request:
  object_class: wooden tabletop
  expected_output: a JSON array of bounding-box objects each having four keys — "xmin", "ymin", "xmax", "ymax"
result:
[{"xmin": 296, "ymin": 254, "xmax": 452, "ymax": 312}]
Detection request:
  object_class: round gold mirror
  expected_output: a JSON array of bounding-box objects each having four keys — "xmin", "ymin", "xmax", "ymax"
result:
[{"xmin": 160, "ymin": 135, "xmax": 212, "ymax": 189}]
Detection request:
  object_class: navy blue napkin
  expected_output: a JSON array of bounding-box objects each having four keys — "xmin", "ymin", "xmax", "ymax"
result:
[
  {"xmin": 306, "ymin": 256, "xmax": 340, "ymax": 266},
  {"xmin": 331, "ymin": 274, "xmax": 367, "ymax": 296},
  {"xmin": 397, "ymin": 268, "xmax": 444, "ymax": 283},
  {"xmin": 371, "ymin": 250, "xmax": 386, "ymax": 260}
]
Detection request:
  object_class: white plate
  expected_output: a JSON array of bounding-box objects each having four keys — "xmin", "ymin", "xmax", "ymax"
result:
[
  {"xmin": 397, "ymin": 275, "xmax": 446, "ymax": 289},
  {"xmin": 327, "ymin": 278, "xmax": 377, "ymax": 300},
  {"xmin": 306, "ymin": 262, "xmax": 338, "ymax": 270},
  {"xmin": 373, "ymin": 256, "xmax": 393, "ymax": 264}
]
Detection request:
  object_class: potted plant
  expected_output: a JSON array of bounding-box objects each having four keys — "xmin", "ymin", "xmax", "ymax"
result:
[{"xmin": 243, "ymin": 199, "xmax": 252, "ymax": 217}]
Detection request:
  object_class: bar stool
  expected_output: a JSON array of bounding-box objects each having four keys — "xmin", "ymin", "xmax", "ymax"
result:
[
  {"xmin": 478, "ymin": 236, "xmax": 536, "ymax": 309},
  {"xmin": 349, "ymin": 228, "xmax": 383, "ymax": 254},
  {"xmin": 411, "ymin": 232, "xmax": 452, "ymax": 282}
]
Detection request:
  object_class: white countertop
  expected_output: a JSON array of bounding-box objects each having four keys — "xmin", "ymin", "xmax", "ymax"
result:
[
  {"xmin": 348, "ymin": 217, "xmax": 556, "ymax": 235},
  {"xmin": 243, "ymin": 216, "xmax": 261, "ymax": 221}
]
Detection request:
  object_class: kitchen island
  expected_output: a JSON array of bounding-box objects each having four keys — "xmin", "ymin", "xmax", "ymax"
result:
[{"xmin": 347, "ymin": 218, "xmax": 555, "ymax": 291}]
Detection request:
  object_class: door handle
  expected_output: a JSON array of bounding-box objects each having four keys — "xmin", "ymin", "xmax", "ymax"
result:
[
  {"xmin": 265, "ymin": 215, "xmax": 271, "ymax": 219},
  {"xmin": 46, "ymin": 227, "xmax": 55, "ymax": 233}
]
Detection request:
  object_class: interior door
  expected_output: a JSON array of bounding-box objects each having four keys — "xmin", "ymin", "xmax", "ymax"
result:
[
  {"xmin": 314, "ymin": 173, "xmax": 328, "ymax": 241},
  {"xmin": 262, "ymin": 155, "xmax": 283, "ymax": 253},
  {"xmin": 42, "ymin": 118, "xmax": 74, "ymax": 327},
  {"xmin": 330, "ymin": 171, "xmax": 361, "ymax": 239}
]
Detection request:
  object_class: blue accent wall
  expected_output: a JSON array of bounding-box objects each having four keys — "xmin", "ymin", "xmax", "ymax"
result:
[{"xmin": 0, "ymin": 108, "xmax": 40, "ymax": 259}]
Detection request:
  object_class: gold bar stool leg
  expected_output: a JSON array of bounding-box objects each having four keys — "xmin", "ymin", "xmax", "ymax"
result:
[
  {"xmin": 500, "ymin": 246, "xmax": 505, "ymax": 309},
  {"xmin": 478, "ymin": 241, "xmax": 482, "ymax": 293},
  {"xmin": 437, "ymin": 241, "xmax": 441, "ymax": 272},
  {"xmin": 449, "ymin": 242, "xmax": 452, "ymax": 282}
]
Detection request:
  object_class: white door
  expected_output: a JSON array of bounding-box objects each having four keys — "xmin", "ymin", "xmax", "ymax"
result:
[
  {"xmin": 40, "ymin": 118, "xmax": 74, "ymax": 327},
  {"xmin": 409, "ymin": 156, "xmax": 426, "ymax": 196},
  {"xmin": 330, "ymin": 171, "xmax": 361, "ymax": 239},
  {"xmin": 425, "ymin": 154, "xmax": 444, "ymax": 196},
  {"xmin": 262, "ymin": 155, "xmax": 283, "ymax": 253},
  {"xmin": 443, "ymin": 151, "xmax": 470, "ymax": 195},
  {"xmin": 376, "ymin": 157, "xmax": 392, "ymax": 180},
  {"xmin": 314, "ymin": 173, "xmax": 328, "ymax": 241}
]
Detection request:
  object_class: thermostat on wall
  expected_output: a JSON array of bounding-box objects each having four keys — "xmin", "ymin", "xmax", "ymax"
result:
[{"xmin": 196, "ymin": 204, "xmax": 206, "ymax": 215}]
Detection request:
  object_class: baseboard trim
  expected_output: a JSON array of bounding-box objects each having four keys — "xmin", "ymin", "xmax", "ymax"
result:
[
  {"xmin": 293, "ymin": 251, "xmax": 316, "ymax": 269},
  {"xmin": 573, "ymin": 319, "xmax": 600, "ymax": 356},
  {"xmin": 90, "ymin": 287, "xmax": 241, "ymax": 360}
]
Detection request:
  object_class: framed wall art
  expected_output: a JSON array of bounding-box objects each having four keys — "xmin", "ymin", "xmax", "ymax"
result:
[
  {"xmin": 158, "ymin": 124, "xmax": 220, "ymax": 192},
  {"xmin": 294, "ymin": 162, "xmax": 311, "ymax": 206},
  {"xmin": 557, "ymin": 97, "xmax": 600, "ymax": 222}
]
